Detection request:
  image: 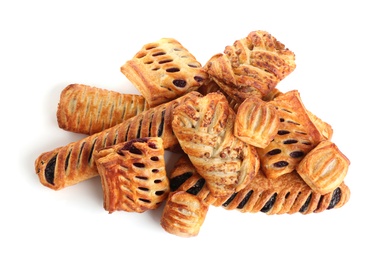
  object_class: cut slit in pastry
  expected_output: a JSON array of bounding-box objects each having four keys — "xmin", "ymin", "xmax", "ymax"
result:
[{"xmin": 94, "ymin": 137, "xmax": 169, "ymax": 213}]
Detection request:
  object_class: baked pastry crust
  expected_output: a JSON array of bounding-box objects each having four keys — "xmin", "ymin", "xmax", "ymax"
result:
[
  {"xmin": 94, "ymin": 137, "xmax": 169, "ymax": 213},
  {"xmin": 234, "ymin": 96, "xmax": 280, "ymax": 148},
  {"xmin": 172, "ymin": 91, "xmax": 260, "ymax": 197},
  {"xmin": 160, "ymin": 190, "xmax": 209, "ymax": 237},
  {"xmin": 35, "ymin": 92, "xmax": 200, "ymax": 190},
  {"xmin": 257, "ymin": 90, "xmax": 326, "ymax": 179},
  {"xmin": 121, "ymin": 38, "xmax": 208, "ymax": 107},
  {"xmin": 57, "ymin": 84, "xmax": 149, "ymax": 135},
  {"xmin": 204, "ymin": 30, "xmax": 296, "ymax": 103},
  {"xmin": 296, "ymin": 140, "xmax": 350, "ymax": 195}
]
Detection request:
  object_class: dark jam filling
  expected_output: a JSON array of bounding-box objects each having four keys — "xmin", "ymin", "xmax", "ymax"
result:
[
  {"xmin": 327, "ymin": 187, "xmax": 342, "ymax": 210},
  {"xmin": 169, "ymin": 172, "xmax": 193, "ymax": 191},
  {"xmin": 261, "ymin": 193, "xmax": 277, "ymax": 213},
  {"xmin": 186, "ymin": 178, "xmax": 205, "ymax": 195},
  {"xmin": 299, "ymin": 193, "xmax": 312, "ymax": 213},
  {"xmin": 45, "ymin": 154, "xmax": 57, "ymax": 185},
  {"xmin": 236, "ymin": 190, "xmax": 254, "ymax": 209}
]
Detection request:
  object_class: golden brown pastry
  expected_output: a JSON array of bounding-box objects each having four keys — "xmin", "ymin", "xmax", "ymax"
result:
[
  {"xmin": 234, "ymin": 96, "xmax": 280, "ymax": 148},
  {"xmin": 160, "ymin": 190, "xmax": 209, "ymax": 237},
  {"xmin": 35, "ymin": 92, "xmax": 200, "ymax": 190},
  {"xmin": 94, "ymin": 137, "xmax": 169, "ymax": 213},
  {"xmin": 169, "ymin": 155, "xmax": 350, "ymax": 215},
  {"xmin": 121, "ymin": 38, "xmax": 208, "ymax": 107},
  {"xmin": 296, "ymin": 140, "xmax": 350, "ymax": 195},
  {"xmin": 172, "ymin": 91, "xmax": 260, "ymax": 197},
  {"xmin": 257, "ymin": 90, "xmax": 326, "ymax": 179},
  {"xmin": 57, "ymin": 84, "xmax": 149, "ymax": 135},
  {"xmin": 204, "ymin": 30, "xmax": 296, "ymax": 103}
]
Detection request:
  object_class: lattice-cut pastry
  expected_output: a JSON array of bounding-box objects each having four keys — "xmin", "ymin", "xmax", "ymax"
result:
[
  {"xmin": 121, "ymin": 38, "xmax": 208, "ymax": 107},
  {"xmin": 296, "ymin": 140, "xmax": 350, "ymax": 195},
  {"xmin": 57, "ymin": 84, "xmax": 149, "ymax": 135},
  {"xmin": 160, "ymin": 190, "xmax": 209, "ymax": 237},
  {"xmin": 35, "ymin": 92, "xmax": 200, "ymax": 190},
  {"xmin": 257, "ymin": 90, "xmax": 326, "ymax": 179},
  {"xmin": 172, "ymin": 91, "xmax": 260, "ymax": 197},
  {"xmin": 204, "ymin": 30, "xmax": 296, "ymax": 103},
  {"xmin": 234, "ymin": 96, "xmax": 280, "ymax": 148},
  {"xmin": 94, "ymin": 137, "xmax": 169, "ymax": 213},
  {"xmin": 168, "ymin": 155, "xmax": 350, "ymax": 215}
]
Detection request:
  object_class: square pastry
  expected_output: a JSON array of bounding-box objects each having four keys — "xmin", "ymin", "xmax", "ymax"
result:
[
  {"xmin": 94, "ymin": 137, "xmax": 170, "ymax": 213},
  {"xmin": 121, "ymin": 38, "xmax": 208, "ymax": 107}
]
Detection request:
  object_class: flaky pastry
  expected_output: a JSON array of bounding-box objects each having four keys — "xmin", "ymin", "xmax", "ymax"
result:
[
  {"xmin": 121, "ymin": 38, "xmax": 208, "ymax": 107},
  {"xmin": 94, "ymin": 137, "xmax": 169, "ymax": 213}
]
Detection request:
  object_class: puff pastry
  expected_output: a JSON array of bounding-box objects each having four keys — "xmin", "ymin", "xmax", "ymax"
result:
[
  {"xmin": 257, "ymin": 90, "xmax": 326, "ymax": 179},
  {"xmin": 169, "ymin": 155, "xmax": 350, "ymax": 215},
  {"xmin": 172, "ymin": 91, "xmax": 260, "ymax": 197},
  {"xmin": 94, "ymin": 137, "xmax": 169, "ymax": 213},
  {"xmin": 35, "ymin": 92, "xmax": 200, "ymax": 190},
  {"xmin": 57, "ymin": 84, "xmax": 149, "ymax": 135},
  {"xmin": 121, "ymin": 38, "xmax": 208, "ymax": 107},
  {"xmin": 204, "ymin": 30, "xmax": 296, "ymax": 103},
  {"xmin": 296, "ymin": 140, "xmax": 350, "ymax": 195},
  {"xmin": 160, "ymin": 190, "xmax": 209, "ymax": 237},
  {"xmin": 234, "ymin": 96, "xmax": 280, "ymax": 148}
]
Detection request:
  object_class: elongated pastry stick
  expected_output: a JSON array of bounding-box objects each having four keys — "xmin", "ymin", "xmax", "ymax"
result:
[
  {"xmin": 35, "ymin": 92, "xmax": 201, "ymax": 190},
  {"xmin": 169, "ymin": 155, "xmax": 350, "ymax": 215},
  {"xmin": 57, "ymin": 84, "xmax": 149, "ymax": 135},
  {"xmin": 172, "ymin": 91, "xmax": 260, "ymax": 197}
]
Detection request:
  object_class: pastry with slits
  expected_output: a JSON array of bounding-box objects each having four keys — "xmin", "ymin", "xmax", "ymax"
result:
[
  {"xmin": 57, "ymin": 84, "xmax": 149, "ymax": 135},
  {"xmin": 34, "ymin": 92, "xmax": 200, "ymax": 190},
  {"xmin": 204, "ymin": 30, "xmax": 296, "ymax": 103},
  {"xmin": 171, "ymin": 91, "xmax": 260, "ymax": 197},
  {"xmin": 121, "ymin": 38, "xmax": 208, "ymax": 107},
  {"xmin": 168, "ymin": 155, "xmax": 350, "ymax": 215},
  {"xmin": 94, "ymin": 137, "xmax": 169, "ymax": 213},
  {"xmin": 257, "ymin": 90, "xmax": 327, "ymax": 179}
]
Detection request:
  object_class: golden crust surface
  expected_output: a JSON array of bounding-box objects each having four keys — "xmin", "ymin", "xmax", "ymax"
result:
[
  {"xmin": 172, "ymin": 92, "xmax": 260, "ymax": 197},
  {"xmin": 94, "ymin": 137, "xmax": 169, "ymax": 213},
  {"xmin": 57, "ymin": 84, "xmax": 149, "ymax": 135},
  {"xmin": 121, "ymin": 38, "xmax": 208, "ymax": 107}
]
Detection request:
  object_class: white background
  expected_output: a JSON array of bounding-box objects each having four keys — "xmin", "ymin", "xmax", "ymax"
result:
[{"xmin": 1, "ymin": 1, "xmax": 374, "ymax": 259}]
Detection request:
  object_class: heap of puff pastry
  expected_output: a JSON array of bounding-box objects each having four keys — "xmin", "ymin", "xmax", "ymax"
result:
[{"xmin": 34, "ymin": 30, "xmax": 350, "ymax": 238}]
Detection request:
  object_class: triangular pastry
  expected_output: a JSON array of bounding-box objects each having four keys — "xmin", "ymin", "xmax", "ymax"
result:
[
  {"xmin": 257, "ymin": 90, "xmax": 326, "ymax": 179},
  {"xmin": 94, "ymin": 137, "xmax": 169, "ymax": 213}
]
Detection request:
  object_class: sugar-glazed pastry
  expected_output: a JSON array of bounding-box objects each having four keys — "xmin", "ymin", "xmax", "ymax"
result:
[
  {"xmin": 296, "ymin": 140, "xmax": 350, "ymax": 195},
  {"xmin": 234, "ymin": 96, "xmax": 280, "ymax": 148},
  {"xmin": 172, "ymin": 91, "xmax": 260, "ymax": 197},
  {"xmin": 257, "ymin": 90, "xmax": 325, "ymax": 179},
  {"xmin": 168, "ymin": 155, "xmax": 350, "ymax": 215},
  {"xmin": 94, "ymin": 137, "xmax": 169, "ymax": 213},
  {"xmin": 57, "ymin": 84, "xmax": 149, "ymax": 135},
  {"xmin": 160, "ymin": 190, "xmax": 209, "ymax": 237},
  {"xmin": 204, "ymin": 30, "xmax": 296, "ymax": 103},
  {"xmin": 35, "ymin": 92, "xmax": 200, "ymax": 190},
  {"xmin": 121, "ymin": 38, "xmax": 208, "ymax": 107}
]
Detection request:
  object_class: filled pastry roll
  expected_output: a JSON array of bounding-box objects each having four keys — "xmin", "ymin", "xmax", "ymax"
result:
[
  {"xmin": 94, "ymin": 137, "xmax": 169, "ymax": 213},
  {"xmin": 172, "ymin": 91, "xmax": 260, "ymax": 197},
  {"xmin": 35, "ymin": 92, "xmax": 200, "ymax": 190},
  {"xmin": 57, "ymin": 84, "xmax": 149, "ymax": 135},
  {"xmin": 121, "ymin": 38, "xmax": 208, "ymax": 107}
]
